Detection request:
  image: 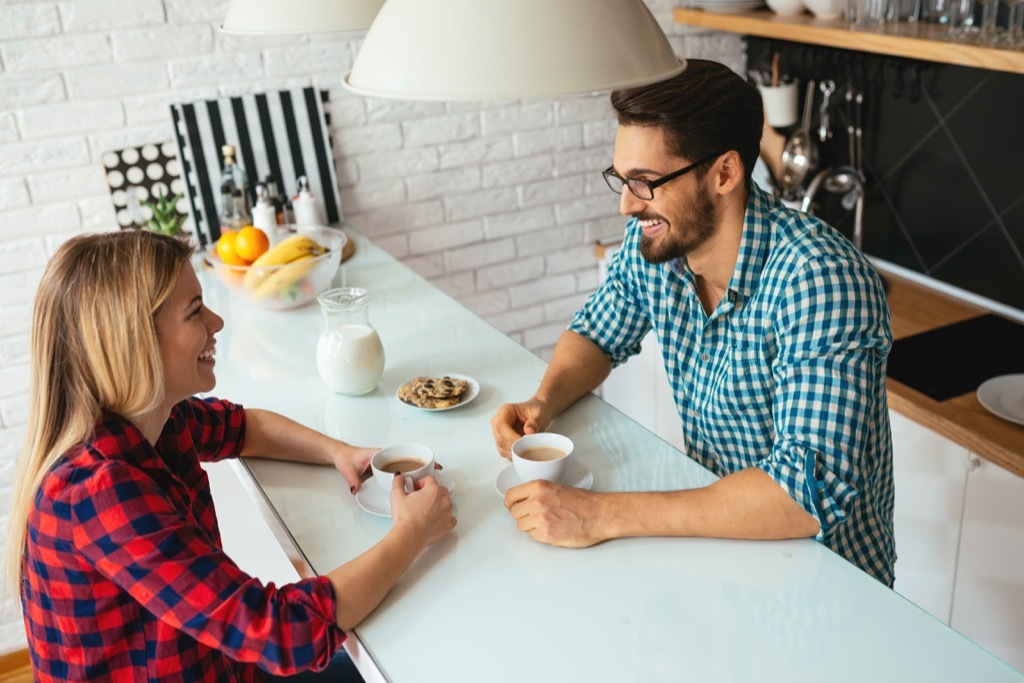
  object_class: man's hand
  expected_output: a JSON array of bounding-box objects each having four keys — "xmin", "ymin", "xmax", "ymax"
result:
[
  {"xmin": 503, "ymin": 481, "xmax": 607, "ymax": 547},
  {"xmin": 490, "ymin": 399, "xmax": 552, "ymax": 459}
]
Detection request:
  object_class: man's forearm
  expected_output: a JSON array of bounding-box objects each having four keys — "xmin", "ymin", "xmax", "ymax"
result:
[
  {"xmin": 597, "ymin": 467, "xmax": 820, "ymax": 541},
  {"xmin": 534, "ymin": 330, "xmax": 613, "ymax": 418}
]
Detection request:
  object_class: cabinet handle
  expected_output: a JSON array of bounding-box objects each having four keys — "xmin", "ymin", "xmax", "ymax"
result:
[{"xmin": 964, "ymin": 455, "xmax": 981, "ymax": 472}]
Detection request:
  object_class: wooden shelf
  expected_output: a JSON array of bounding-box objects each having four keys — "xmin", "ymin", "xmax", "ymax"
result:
[{"xmin": 674, "ymin": 8, "xmax": 1024, "ymax": 75}]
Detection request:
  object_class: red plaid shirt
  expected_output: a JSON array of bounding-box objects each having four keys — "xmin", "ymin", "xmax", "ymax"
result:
[{"xmin": 21, "ymin": 398, "xmax": 345, "ymax": 682}]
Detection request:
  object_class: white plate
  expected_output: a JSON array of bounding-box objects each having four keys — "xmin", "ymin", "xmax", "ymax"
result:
[
  {"xmin": 396, "ymin": 373, "xmax": 480, "ymax": 412},
  {"xmin": 356, "ymin": 470, "xmax": 456, "ymax": 518},
  {"xmin": 494, "ymin": 462, "xmax": 594, "ymax": 496},
  {"xmin": 977, "ymin": 374, "xmax": 1024, "ymax": 426}
]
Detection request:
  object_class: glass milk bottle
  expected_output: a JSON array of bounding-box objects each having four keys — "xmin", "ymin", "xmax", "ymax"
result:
[{"xmin": 316, "ymin": 288, "xmax": 385, "ymax": 395}]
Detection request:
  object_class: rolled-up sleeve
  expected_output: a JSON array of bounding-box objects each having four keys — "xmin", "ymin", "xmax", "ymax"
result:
[
  {"xmin": 757, "ymin": 257, "xmax": 891, "ymax": 540},
  {"xmin": 569, "ymin": 227, "xmax": 653, "ymax": 367},
  {"xmin": 173, "ymin": 397, "xmax": 246, "ymax": 463}
]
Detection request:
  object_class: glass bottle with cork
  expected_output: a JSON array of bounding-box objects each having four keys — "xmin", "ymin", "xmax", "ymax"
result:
[{"xmin": 219, "ymin": 144, "xmax": 251, "ymax": 230}]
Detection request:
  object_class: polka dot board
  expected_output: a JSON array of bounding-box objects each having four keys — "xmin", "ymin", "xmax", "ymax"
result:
[{"xmin": 102, "ymin": 141, "xmax": 190, "ymax": 233}]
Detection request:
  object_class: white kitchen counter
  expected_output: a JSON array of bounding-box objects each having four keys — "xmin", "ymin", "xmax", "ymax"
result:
[{"xmin": 201, "ymin": 229, "xmax": 1023, "ymax": 682}]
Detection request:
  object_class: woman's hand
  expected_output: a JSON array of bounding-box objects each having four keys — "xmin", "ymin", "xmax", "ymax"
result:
[
  {"xmin": 326, "ymin": 473, "xmax": 456, "ymax": 631},
  {"xmin": 490, "ymin": 399, "xmax": 552, "ymax": 459},
  {"xmin": 389, "ymin": 475, "xmax": 456, "ymax": 548},
  {"xmin": 332, "ymin": 445, "xmax": 378, "ymax": 494}
]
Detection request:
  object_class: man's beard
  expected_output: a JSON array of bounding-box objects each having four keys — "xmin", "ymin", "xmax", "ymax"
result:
[{"xmin": 639, "ymin": 184, "xmax": 717, "ymax": 264}]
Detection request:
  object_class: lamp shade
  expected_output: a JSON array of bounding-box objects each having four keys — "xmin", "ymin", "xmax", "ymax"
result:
[
  {"xmin": 221, "ymin": 0, "xmax": 385, "ymax": 34},
  {"xmin": 342, "ymin": 0, "xmax": 685, "ymax": 101}
]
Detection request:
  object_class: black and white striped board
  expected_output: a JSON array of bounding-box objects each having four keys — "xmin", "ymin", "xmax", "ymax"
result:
[{"xmin": 170, "ymin": 87, "xmax": 342, "ymax": 247}]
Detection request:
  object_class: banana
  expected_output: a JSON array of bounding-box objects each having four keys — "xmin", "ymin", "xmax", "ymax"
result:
[
  {"xmin": 243, "ymin": 235, "xmax": 327, "ymax": 291},
  {"xmin": 248, "ymin": 254, "xmax": 321, "ymax": 301}
]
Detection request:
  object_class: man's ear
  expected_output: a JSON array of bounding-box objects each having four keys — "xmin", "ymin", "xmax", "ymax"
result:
[{"xmin": 711, "ymin": 150, "xmax": 744, "ymax": 196}]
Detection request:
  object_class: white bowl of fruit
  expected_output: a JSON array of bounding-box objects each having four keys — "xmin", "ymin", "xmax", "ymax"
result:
[{"xmin": 207, "ymin": 225, "xmax": 345, "ymax": 311}]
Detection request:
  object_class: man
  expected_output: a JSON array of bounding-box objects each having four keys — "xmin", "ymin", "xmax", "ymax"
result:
[{"xmin": 490, "ymin": 60, "xmax": 895, "ymax": 586}]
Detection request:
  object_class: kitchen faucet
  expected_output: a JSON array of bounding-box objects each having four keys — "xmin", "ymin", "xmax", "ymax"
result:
[
  {"xmin": 801, "ymin": 164, "xmax": 864, "ymax": 251},
  {"xmin": 801, "ymin": 164, "xmax": 888, "ymax": 292}
]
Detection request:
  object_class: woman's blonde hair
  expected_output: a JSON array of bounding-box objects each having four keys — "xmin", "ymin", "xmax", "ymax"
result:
[{"xmin": 4, "ymin": 230, "xmax": 193, "ymax": 592}]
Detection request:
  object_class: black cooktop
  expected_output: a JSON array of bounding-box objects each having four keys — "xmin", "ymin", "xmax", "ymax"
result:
[{"xmin": 887, "ymin": 313, "xmax": 1024, "ymax": 402}]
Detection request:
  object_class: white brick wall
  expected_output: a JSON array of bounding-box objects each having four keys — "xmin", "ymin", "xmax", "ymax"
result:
[{"xmin": 0, "ymin": 0, "xmax": 742, "ymax": 655}]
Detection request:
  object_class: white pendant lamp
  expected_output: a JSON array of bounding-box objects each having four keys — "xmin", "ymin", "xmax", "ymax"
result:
[
  {"xmin": 221, "ymin": 0, "xmax": 385, "ymax": 34},
  {"xmin": 342, "ymin": 0, "xmax": 685, "ymax": 101}
]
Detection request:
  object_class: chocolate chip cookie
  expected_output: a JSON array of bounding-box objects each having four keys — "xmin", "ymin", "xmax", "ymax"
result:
[{"xmin": 398, "ymin": 375, "xmax": 470, "ymax": 409}]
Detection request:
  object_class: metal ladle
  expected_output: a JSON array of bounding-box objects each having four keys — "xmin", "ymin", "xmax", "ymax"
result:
[
  {"xmin": 824, "ymin": 85, "xmax": 864, "ymax": 211},
  {"xmin": 779, "ymin": 79, "xmax": 818, "ymax": 197},
  {"xmin": 824, "ymin": 83, "xmax": 855, "ymax": 194}
]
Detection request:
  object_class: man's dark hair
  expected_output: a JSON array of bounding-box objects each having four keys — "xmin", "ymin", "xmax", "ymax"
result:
[{"xmin": 610, "ymin": 59, "xmax": 763, "ymax": 187}]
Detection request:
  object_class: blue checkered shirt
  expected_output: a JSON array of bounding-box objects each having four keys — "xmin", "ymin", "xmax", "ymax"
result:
[{"xmin": 570, "ymin": 183, "xmax": 895, "ymax": 585}]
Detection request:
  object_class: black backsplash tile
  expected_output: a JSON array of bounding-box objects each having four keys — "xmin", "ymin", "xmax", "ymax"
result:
[
  {"xmin": 930, "ymin": 224, "xmax": 1024, "ymax": 309},
  {"xmin": 999, "ymin": 198, "xmax": 1024, "ymax": 265},
  {"xmin": 943, "ymin": 72, "xmax": 1024, "ymax": 213},
  {"xmin": 747, "ymin": 38, "xmax": 1024, "ymax": 313},
  {"xmin": 917, "ymin": 64, "xmax": 992, "ymax": 121},
  {"xmin": 877, "ymin": 130, "xmax": 992, "ymax": 269}
]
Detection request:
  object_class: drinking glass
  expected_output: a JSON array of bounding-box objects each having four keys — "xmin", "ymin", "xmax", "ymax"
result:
[
  {"xmin": 920, "ymin": 0, "xmax": 949, "ymax": 23},
  {"xmin": 846, "ymin": 0, "xmax": 888, "ymax": 24},
  {"xmin": 975, "ymin": 0, "xmax": 999, "ymax": 41},
  {"xmin": 942, "ymin": 0, "xmax": 975, "ymax": 37},
  {"xmin": 1012, "ymin": 0, "xmax": 1024, "ymax": 44},
  {"xmin": 999, "ymin": 0, "xmax": 1022, "ymax": 44},
  {"xmin": 889, "ymin": 0, "xmax": 922, "ymax": 21}
]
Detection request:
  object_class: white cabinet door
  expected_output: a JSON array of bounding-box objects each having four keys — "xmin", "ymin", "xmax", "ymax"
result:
[
  {"xmin": 203, "ymin": 459, "xmax": 301, "ymax": 586},
  {"xmin": 951, "ymin": 456, "xmax": 1024, "ymax": 673},
  {"xmin": 599, "ymin": 331, "xmax": 686, "ymax": 453},
  {"xmin": 890, "ymin": 411, "xmax": 970, "ymax": 624}
]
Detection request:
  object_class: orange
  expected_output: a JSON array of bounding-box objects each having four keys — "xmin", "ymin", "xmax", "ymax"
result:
[
  {"xmin": 234, "ymin": 226, "xmax": 270, "ymax": 263},
  {"xmin": 216, "ymin": 230, "xmax": 246, "ymax": 266}
]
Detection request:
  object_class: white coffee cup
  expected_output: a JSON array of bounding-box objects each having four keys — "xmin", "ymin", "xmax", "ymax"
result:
[
  {"xmin": 511, "ymin": 433, "xmax": 573, "ymax": 484},
  {"xmin": 371, "ymin": 443, "xmax": 435, "ymax": 493},
  {"xmin": 758, "ymin": 81, "xmax": 799, "ymax": 128}
]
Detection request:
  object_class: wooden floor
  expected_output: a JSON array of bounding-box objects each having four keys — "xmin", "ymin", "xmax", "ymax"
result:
[{"xmin": 0, "ymin": 650, "xmax": 31, "ymax": 683}]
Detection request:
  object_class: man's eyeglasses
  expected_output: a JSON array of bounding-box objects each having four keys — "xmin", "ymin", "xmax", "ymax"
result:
[{"xmin": 602, "ymin": 152, "xmax": 723, "ymax": 201}]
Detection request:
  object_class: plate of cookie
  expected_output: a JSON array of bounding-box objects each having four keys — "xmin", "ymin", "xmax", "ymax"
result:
[{"xmin": 396, "ymin": 373, "xmax": 480, "ymax": 412}]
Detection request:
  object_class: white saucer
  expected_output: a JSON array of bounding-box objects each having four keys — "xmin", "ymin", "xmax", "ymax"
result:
[
  {"xmin": 396, "ymin": 373, "xmax": 480, "ymax": 412},
  {"xmin": 356, "ymin": 470, "xmax": 456, "ymax": 517},
  {"xmin": 494, "ymin": 462, "xmax": 594, "ymax": 496},
  {"xmin": 977, "ymin": 374, "xmax": 1024, "ymax": 426}
]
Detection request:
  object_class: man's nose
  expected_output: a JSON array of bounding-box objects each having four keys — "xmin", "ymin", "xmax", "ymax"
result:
[{"xmin": 619, "ymin": 189, "xmax": 645, "ymax": 216}]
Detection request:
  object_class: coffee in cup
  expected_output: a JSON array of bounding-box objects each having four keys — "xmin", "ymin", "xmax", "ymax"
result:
[
  {"xmin": 379, "ymin": 458, "xmax": 428, "ymax": 474},
  {"xmin": 511, "ymin": 433, "xmax": 573, "ymax": 484},
  {"xmin": 371, "ymin": 443, "xmax": 435, "ymax": 493}
]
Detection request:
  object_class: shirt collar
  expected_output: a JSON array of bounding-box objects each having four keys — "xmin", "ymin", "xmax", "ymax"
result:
[
  {"xmin": 90, "ymin": 410, "xmax": 166, "ymax": 469},
  {"xmin": 725, "ymin": 182, "xmax": 775, "ymax": 303},
  {"xmin": 665, "ymin": 182, "xmax": 775, "ymax": 305}
]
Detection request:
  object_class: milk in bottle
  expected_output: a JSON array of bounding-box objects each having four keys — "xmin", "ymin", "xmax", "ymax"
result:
[{"xmin": 316, "ymin": 288, "xmax": 385, "ymax": 395}]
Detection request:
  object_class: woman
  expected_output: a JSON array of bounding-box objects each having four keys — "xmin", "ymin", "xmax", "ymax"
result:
[{"xmin": 4, "ymin": 230, "xmax": 456, "ymax": 681}]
